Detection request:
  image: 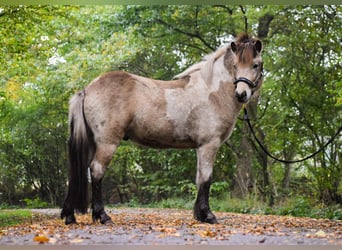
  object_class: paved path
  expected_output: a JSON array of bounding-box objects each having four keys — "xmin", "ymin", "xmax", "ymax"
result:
[{"xmin": 0, "ymin": 208, "xmax": 341, "ymax": 245}]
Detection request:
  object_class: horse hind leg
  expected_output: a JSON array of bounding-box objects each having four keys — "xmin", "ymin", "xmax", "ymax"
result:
[
  {"xmin": 90, "ymin": 143, "xmax": 117, "ymax": 225},
  {"xmin": 61, "ymin": 192, "xmax": 77, "ymax": 225}
]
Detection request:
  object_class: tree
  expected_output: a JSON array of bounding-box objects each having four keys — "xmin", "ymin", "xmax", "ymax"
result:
[
  {"xmin": 0, "ymin": 5, "xmax": 136, "ymax": 206},
  {"xmin": 261, "ymin": 5, "xmax": 342, "ymax": 204},
  {"xmin": 0, "ymin": 5, "xmax": 340, "ymax": 208}
]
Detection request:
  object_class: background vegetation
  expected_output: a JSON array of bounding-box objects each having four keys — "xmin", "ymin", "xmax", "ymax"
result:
[{"xmin": 0, "ymin": 5, "xmax": 341, "ymax": 219}]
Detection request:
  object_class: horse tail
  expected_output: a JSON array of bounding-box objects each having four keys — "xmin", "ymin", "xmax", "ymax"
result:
[{"xmin": 67, "ymin": 90, "xmax": 92, "ymax": 214}]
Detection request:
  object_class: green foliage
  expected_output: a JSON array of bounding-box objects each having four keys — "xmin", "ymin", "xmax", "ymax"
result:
[
  {"xmin": 0, "ymin": 5, "xmax": 340, "ymax": 217},
  {"xmin": 156, "ymin": 197, "xmax": 194, "ymax": 210},
  {"xmin": 274, "ymin": 197, "xmax": 342, "ymax": 220},
  {"xmin": 210, "ymin": 181, "xmax": 230, "ymax": 199},
  {"xmin": 23, "ymin": 197, "xmax": 49, "ymax": 209},
  {"xmin": 211, "ymin": 195, "xmax": 267, "ymax": 215},
  {"xmin": 149, "ymin": 195, "xmax": 342, "ymax": 220}
]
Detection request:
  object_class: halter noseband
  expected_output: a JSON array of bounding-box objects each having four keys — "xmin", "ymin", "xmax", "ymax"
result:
[{"xmin": 234, "ymin": 71, "xmax": 263, "ymax": 89}]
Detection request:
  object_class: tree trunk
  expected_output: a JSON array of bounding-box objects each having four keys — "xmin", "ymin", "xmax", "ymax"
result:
[
  {"xmin": 232, "ymin": 125, "xmax": 254, "ymax": 198},
  {"xmin": 282, "ymin": 163, "xmax": 291, "ymax": 190},
  {"xmin": 232, "ymin": 98, "xmax": 258, "ymax": 199},
  {"xmin": 281, "ymin": 148, "xmax": 296, "ymax": 192},
  {"xmin": 258, "ymin": 130, "xmax": 274, "ymax": 206}
]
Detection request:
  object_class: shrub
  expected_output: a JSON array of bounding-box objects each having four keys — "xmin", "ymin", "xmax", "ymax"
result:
[{"xmin": 23, "ymin": 197, "xmax": 48, "ymax": 209}]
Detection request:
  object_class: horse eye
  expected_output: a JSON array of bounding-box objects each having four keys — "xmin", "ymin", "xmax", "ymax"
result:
[
  {"xmin": 253, "ymin": 64, "xmax": 259, "ymax": 69},
  {"xmin": 233, "ymin": 65, "xmax": 237, "ymax": 70}
]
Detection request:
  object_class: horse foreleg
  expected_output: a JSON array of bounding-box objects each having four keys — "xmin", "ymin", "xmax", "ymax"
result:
[
  {"xmin": 194, "ymin": 141, "xmax": 219, "ymax": 224},
  {"xmin": 90, "ymin": 143, "xmax": 117, "ymax": 225}
]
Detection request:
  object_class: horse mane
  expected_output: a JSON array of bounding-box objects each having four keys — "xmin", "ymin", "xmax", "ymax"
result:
[
  {"xmin": 174, "ymin": 46, "xmax": 227, "ymax": 81},
  {"xmin": 174, "ymin": 33, "xmax": 258, "ymax": 83}
]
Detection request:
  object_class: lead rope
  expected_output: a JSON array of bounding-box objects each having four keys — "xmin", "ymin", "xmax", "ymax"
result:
[{"xmin": 241, "ymin": 106, "xmax": 342, "ymax": 164}]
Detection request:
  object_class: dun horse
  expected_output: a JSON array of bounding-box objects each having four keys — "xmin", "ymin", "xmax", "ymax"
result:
[{"xmin": 61, "ymin": 33, "xmax": 263, "ymax": 225}]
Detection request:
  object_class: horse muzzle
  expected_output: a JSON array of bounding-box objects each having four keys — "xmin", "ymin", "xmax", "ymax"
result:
[{"xmin": 235, "ymin": 90, "xmax": 249, "ymax": 103}]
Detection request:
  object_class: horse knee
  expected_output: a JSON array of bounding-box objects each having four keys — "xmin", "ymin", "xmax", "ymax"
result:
[{"xmin": 196, "ymin": 164, "xmax": 212, "ymax": 187}]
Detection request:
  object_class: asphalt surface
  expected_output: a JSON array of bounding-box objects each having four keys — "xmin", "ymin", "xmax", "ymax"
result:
[{"xmin": 0, "ymin": 208, "xmax": 341, "ymax": 245}]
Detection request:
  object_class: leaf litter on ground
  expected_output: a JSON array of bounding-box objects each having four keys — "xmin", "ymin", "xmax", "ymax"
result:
[{"xmin": 0, "ymin": 208, "xmax": 341, "ymax": 245}]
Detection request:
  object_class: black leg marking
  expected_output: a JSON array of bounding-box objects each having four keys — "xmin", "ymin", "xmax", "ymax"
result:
[
  {"xmin": 91, "ymin": 178, "xmax": 113, "ymax": 225},
  {"xmin": 194, "ymin": 179, "xmax": 218, "ymax": 224},
  {"xmin": 61, "ymin": 192, "xmax": 77, "ymax": 225}
]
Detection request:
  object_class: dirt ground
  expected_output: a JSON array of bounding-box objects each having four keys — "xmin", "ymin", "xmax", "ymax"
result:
[{"xmin": 0, "ymin": 208, "xmax": 341, "ymax": 245}]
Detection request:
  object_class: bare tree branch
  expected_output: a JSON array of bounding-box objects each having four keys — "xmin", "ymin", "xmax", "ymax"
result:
[
  {"xmin": 239, "ymin": 5, "xmax": 248, "ymax": 33},
  {"xmin": 155, "ymin": 18, "xmax": 216, "ymax": 52}
]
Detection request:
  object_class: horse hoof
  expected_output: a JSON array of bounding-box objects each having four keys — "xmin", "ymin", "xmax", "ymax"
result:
[
  {"xmin": 100, "ymin": 213, "xmax": 113, "ymax": 225},
  {"xmin": 205, "ymin": 213, "xmax": 218, "ymax": 224},
  {"xmin": 103, "ymin": 219, "xmax": 114, "ymax": 226},
  {"xmin": 194, "ymin": 209, "xmax": 218, "ymax": 224},
  {"xmin": 92, "ymin": 210, "xmax": 112, "ymax": 225},
  {"xmin": 64, "ymin": 215, "xmax": 77, "ymax": 225}
]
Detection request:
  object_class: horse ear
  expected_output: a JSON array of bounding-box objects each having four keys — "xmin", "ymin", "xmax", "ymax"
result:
[
  {"xmin": 255, "ymin": 40, "xmax": 262, "ymax": 53},
  {"xmin": 231, "ymin": 42, "xmax": 237, "ymax": 54}
]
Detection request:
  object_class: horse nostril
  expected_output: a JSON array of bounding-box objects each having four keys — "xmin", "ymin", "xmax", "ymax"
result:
[{"xmin": 235, "ymin": 91, "xmax": 247, "ymax": 103}]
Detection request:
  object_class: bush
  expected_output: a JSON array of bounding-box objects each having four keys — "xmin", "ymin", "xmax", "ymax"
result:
[{"xmin": 23, "ymin": 197, "xmax": 48, "ymax": 209}]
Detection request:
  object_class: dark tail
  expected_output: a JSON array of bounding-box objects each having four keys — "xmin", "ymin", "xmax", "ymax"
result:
[{"xmin": 64, "ymin": 91, "xmax": 92, "ymax": 214}]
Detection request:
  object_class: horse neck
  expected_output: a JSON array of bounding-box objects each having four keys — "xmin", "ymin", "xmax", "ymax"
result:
[
  {"xmin": 209, "ymin": 56, "xmax": 243, "ymax": 116},
  {"xmin": 209, "ymin": 56, "xmax": 235, "ymax": 91},
  {"xmin": 178, "ymin": 55, "xmax": 242, "ymax": 114}
]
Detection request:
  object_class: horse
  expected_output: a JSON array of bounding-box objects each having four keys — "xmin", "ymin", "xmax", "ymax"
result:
[{"xmin": 61, "ymin": 33, "xmax": 263, "ymax": 225}]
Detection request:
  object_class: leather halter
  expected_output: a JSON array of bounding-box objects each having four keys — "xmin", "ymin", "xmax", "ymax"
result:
[{"xmin": 234, "ymin": 71, "xmax": 263, "ymax": 89}]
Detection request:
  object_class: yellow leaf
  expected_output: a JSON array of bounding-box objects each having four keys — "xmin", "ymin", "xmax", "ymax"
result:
[
  {"xmin": 315, "ymin": 230, "xmax": 327, "ymax": 238},
  {"xmin": 198, "ymin": 229, "xmax": 217, "ymax": 238},
  {"xmin": 33, "ymin": 235, "xmax": 49, "ymax": 244}
]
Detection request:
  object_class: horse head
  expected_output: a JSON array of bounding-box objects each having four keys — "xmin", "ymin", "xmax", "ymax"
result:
[{"xmin": 224, "ymin": 34, "xmax": 263, "ymax": 103}]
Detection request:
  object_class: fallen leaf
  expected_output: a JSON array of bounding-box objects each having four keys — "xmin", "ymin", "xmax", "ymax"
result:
[
  {"xmin": 70, "ymin": 238, "xmax": 84, "ymax": 243},
  {"xmin": 315, "ymin": 230, "xmax": 327, "ymax": 238},
  {"xmin": 198, "ymin": 229, "xmax": 217, "ymax": 238},
  {"xmin": 174, "ymin": 232, "xmax": 181, "ymax": 237},
  {"xmin": 33, "ymin": 235, "xmax": 49, "ymax": 244}
]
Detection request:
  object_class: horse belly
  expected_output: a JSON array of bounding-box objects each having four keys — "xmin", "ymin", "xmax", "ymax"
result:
[
  {"xmin": 131, "ymin": 135, "xmax": 197, "ymax": 149},
  {"xmin": 126, "ymin": 112, "xmax": 197, "ymax": 149}
]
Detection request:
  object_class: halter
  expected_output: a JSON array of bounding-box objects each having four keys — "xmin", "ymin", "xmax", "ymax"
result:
[{"xmin": 234, "ymin": 71, "xmax": 263, "ymax": 89}]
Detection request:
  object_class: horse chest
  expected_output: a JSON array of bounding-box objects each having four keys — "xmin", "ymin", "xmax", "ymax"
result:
[{"xmin": 163, "ymin": 88, "xmax": 228, "ymax": 141}]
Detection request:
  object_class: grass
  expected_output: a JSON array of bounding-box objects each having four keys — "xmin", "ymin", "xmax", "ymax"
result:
[
  {"xmin": 215, "ymin": 196, "xmax": 342, "ymax": 220},
  {"xmin": 122, "ymin": 195, "xmax": 342, "ymax": 220},
  {"xmin": 0, "ymin": 209, "xmax": 33, "ymax": 227}
]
